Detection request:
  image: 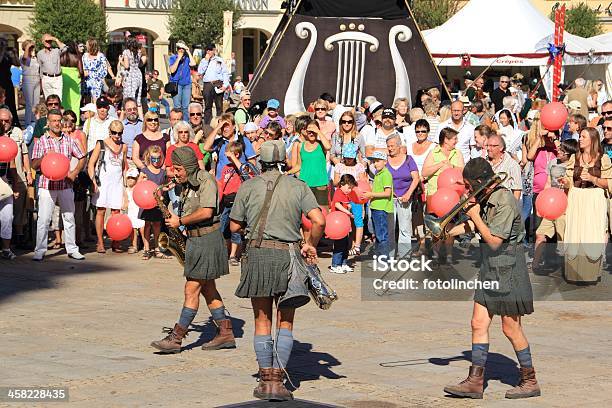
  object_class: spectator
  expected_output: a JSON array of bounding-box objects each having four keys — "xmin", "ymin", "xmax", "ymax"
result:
[
  {"xmin": 88, "ymin": 120, "xmax": 127, "ymax": 253},
  {"xmin": 490, "ymin": 75, "xmax": 511, "ymax": 112},
  {"xmin": 165, "ymin": 121, "xmax": 205, "ymax": 178},
  {"xmin": 330, "ymin": 110, "xmax": 365, "ymax": 165},
  {"xmin": 84, "ymin": 96, "xmax": 113, "ymax": 153},
  {"xmin": 564, "ymin": 77, "xmax": 589, "ymax": 119},
  {"xmin": 124, "ymin": 167, "xmax": 145, "ymax": 254},
  {"xmin": 233, "ymin": 91, "xmax": 252, "ymax": 133},
  {"xmin": 422, "ymin": 127, "xmax": 465, "ymax": 197},
  {"xmin": 313, "ymin": 99, "xmax": 336, "ymax": 140},
  {"xmin": 197, "ymin": 44, "xmax": 230, "ymax": 125},
  {"xmin": 233, "ymin": 75, "xmax": 245, "ymax": 95},
  {"xmin": 402, "ymin": 107, "xmax": 425, "ymax": 147},
  {"xmin": 82, "ymin": 38, "xmax": 115, "ymax": 104},
  {"xmin": 0, "ymin": 38, "xmax": 20, "ymax": 127},
  {"xmin": 59, "ymin": 41, "xmax": 83, "ymax": 121},
  {"xmin": 423, "ymin": 100, "xmax": 440, "ymax": 143},
  {"xmin": 121, "ymin": 98, "xmax": 143, "ymax": 166},
  {"xmin": 365, "ymin": 108, "xmax": 402, "ymax": 158},
  {"xmin": 121, "ymin": 38, "xmax": 144, "ymax": 115},
  {"xmin": 218, "ymin": 140, "xmax": 245, "ymax": 266},
  {"xmin": 147, "ymin": 69, "xmax": 170, "ymax": 117},
  {"xmin": 31, "ymin": 109, "xmax": 86, "ymax": 261},
  {"xmin": 470, "ymin": 124, "xmax": 492, "ymax": 160},
  {"xmin": 168, "ymin": 41, "xmax": 196, "ymax": 120},
  {"xmin": 565, "ymin": 113, "xmax": 587, "ymax": 141},
  {"xmin": 37, "ymin": 33, "xmax": 66, "ymax": 99},
  {"xmin": 436, "ymin": 100, "xmax": 475, "ymax": 164},
  {"xmin": 0, "ymin": 108, "xmax": 20, "ymax": 259},
  {"xmin": 20, "ymin": 40, "xmax": 41, "ymax": 127},
  {"xmin": 163, "ymin": 107, "xmax": 183, "ymax": 145},
  {"xmin": 132, "ymin": 110, "xmax": 169, "ymax": 170},
  {"xmin": 486, "ymin": 133, "xmax": 522, "ymax": 199},
  {"xmin": 601, "ymin": 118, "xmax": 612, "ymax": 158},
  {"xmin": 393, "ymin": 97, "xmax": 410, "ymax": 129},
  {"xmin": 139, "ymin": 145, "xmax": 169, "ymax": 260},
  {"xmin": 259, "ymin": 99, "xmax": 286, "ymax": 129},
  {"xmin": 329, "ymin": 174, "xmax": 357, "ymax": 274}
]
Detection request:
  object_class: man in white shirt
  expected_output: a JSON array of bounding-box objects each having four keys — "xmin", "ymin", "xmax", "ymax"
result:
[
  {"xmin": 320, "ymin": 92, "xmax": 347, "ymax": 131},
  {"xmin": 365, "ymin": 108, "xmax": 402, "ymax": 157},
  {"xmin": 487, "ymin": 134, "xmax": 522, "ymax": 200},
  {"xmin": 437, "ymin": 100, "xmax": 475, "ymax": 164},
  {"xmin": 84, "ymin": 96, "xmax": 113, "ymax": 153}
]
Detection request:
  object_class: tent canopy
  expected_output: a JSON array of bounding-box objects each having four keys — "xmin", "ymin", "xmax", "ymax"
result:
[{"xmin": 423, "ymin": 0, "xmax": 612, "ymax": 66}]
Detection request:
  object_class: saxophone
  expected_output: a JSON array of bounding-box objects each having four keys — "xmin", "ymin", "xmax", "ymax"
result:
[{"xmin": 155, "ymin": 180, "xmax": 187, "ymax": 265}]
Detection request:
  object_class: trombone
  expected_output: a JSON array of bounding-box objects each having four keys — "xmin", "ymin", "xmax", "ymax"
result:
[{"xmin": 373, "ymin": 172, "xmax": 507, "ymax": 296}]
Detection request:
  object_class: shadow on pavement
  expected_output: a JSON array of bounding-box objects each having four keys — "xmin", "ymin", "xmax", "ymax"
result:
[
  {"xmin": 430, "ymin": 351, "xmax": 520, "ymax": 387},
  {"xmin": 285, "ymin": 340, "xmax": 345, "ymax": 390},
  {"xmin": 0, "ymin": 254, "xmax": 121, "ymax": 305}
]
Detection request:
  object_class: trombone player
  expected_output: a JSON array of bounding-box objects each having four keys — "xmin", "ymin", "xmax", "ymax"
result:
[
  {"xmin": 150, "ymin": 147, "xmax": 236, "ymax": 353},
  {"xmin": 443, "ymin": 158, "xmax": 540, "ymax": 400}
]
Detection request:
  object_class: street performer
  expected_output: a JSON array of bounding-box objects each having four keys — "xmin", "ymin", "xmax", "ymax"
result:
[
  {"xmin": 444, "ymin": 158, "xmax": 540, "ymax": 399},
  {"xmin": 150, "ymin": 146, "xmax": 235, "ymax": 353},
  {"xmin": 229, "ymin": 140, "xmax": 325, "ymax": 401}
]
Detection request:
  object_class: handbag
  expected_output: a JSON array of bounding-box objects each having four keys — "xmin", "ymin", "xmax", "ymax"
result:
[
  {"xmin": 163, "ymin": 54, "xmax": 179, "ymax": 97},
  {"xmin": 0, "ymin": 177, "xmax": 13, "ymax": 202}
]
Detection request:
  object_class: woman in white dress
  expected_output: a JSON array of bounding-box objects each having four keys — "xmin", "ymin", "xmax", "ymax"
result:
[{"xmin": 88, "ymin": 120, "xmax": 127, "ymax": 253}]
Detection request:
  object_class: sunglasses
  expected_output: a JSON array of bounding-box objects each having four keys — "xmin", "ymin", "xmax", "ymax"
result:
[
  {"xmin": 341, "ymin": 120, "xmax": 354, "ymax": 125},
  {"xmin": 415, "ymin": 130, "xmax": 428, "ymax": 134},
  {"xmin": 307, "ymin": 130, "xmax": 317, "ymax": 136},
  {"xmin": 264, "ymin": 130, "xmax": 276, "ymax": 136},
  {"xmin": 315, "ymin": 107, "xmax": 326, "ymax": 111},
  {"xmin": 110, "ymin": 130, "xmax": 123, "ymax": 136},
  {"xmin": 146, "ymin": 118, "xmax": 159, "ymax": 123},
  {"xmin": 189, "ymin": 112, "xmax": 202, "ymax": 117},
  {"xmin": 500, "ymin": 81, "xmax": 509, "ymax": 83},
  {"xmin": 47, "ymin": 102, "xmax": 60, "ymax": 107},
  {"xmin": 177, "ymin": 130, "xmax": 190, "ymax": 135},
  {"xmin": 604, "ymin": 126, "xmax": 612, "ymax": 131},
  {"xmin": 603, "ymin": 111, "xmax": 612, "ymax": 116}
]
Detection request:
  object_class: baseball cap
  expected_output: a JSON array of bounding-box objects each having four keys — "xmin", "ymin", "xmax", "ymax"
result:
[
  {"xmin": 381, "ymin": 108, "xmax": 396, "ymax": 119},
  {"xmin": 259, "ymin": 140, "xmax": 286, "ymax": 163},
  {"xmin": 367, "ymin": 151, "xmax": 387, "ymax": 161},
  {"xmin": 267, "ymin": 99, "xmax": 280, "ymax": 110},
  {"xmin": 80, "ymin": 103, "xmax": 96, "ymax": 114},
  {"xmin": 126, "ymin": 168, "xmax": 140, "ymax": 178},
  {"xmin": 568, "ymin": 100, "xmax": 582, "ymax": 110},
  {"xmin": 244, "ymin": 122, "xmax": 258, "ymax": 133},
  {"xmin": 342, "ymin": 143, "xmax": 358, "ymax": 159},
  {"xmin": 96, "ymin": 96, "xmax": 110, "ymax": 109}
]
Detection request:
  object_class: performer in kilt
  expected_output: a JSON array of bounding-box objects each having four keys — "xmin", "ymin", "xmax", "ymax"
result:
[
  {"xmin": 445, "ymin": 158, "xmax": 540, "ymax": 399},
  {"xmin": 150, "ymin": 146, "xmax": 235, "ymax": 353},
  {"xmin": 229, "ymin": 140, "xmax": 325, "ymax": 401}
]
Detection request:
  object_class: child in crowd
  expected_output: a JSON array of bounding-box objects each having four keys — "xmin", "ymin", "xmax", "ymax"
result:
[
  {"xmin": 233, "ymin": 76, "xmax": 245, "ymax": 95},
  {"xmin": 362, "ymin": 151, "xmax": 393, "ymax": 256},
  {"xmin": 139, "ymin": 145, "xmax": 168, "ymax": 260},
  {"xmin": 218, "ymin": 141, "xmax": 244, "ymax": 266},
  {"xmin": 124, "ymin": 168, "xmax": 146, "ymax": 254},
  {"xmin": 333, "ymin": 143, "xmax": 367, "ymax": 256},
  {"xmin": 259, "ymin": 99, "xmax": 286, "ymax": 129},
  {"xmin": 329, "ymin": 174, "xmax": 357, "ymax": 274},
  {"xmin": 531, "ymin": 139, "xmax": 578, "ymax": 270}
]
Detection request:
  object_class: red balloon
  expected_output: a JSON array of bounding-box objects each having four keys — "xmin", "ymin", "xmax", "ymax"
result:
[
  {"xmin": 429, "ymin": 187, "xmax": 460, "ymax": 217},
  {"xmin": 350, "ymin": 179, "xmax": 372, "ymax": 204},
  {"xmin": 133, "ymin": 180, "xmax": 159, "ymax": 210},
  {"xmin": 106, "ymin": 214, "xmax": 133, "ymax": 241},
  {"xmin": 438, "ymin": 167, "xmax": 466, "ymax": 195},
  {"xmin": 535, "ymin": 187, "xmax": 567, "ymax": 220},
  {"xmin": 325, "ymin": 211, "xmax": 351, "ymax": 240},
  {"xmin": 0, "ymin": 136, "xmax": 18, "ymax": 162},
  {"xmin": 540, "ymin": 102, "xmax": 568, "ymax": 131},
  {"xmin": 41, "ymin": 152, "xmax": 70, "ymax": 181},
  {"xmin": 302, "ymin": 206, "xmax": 328, "ymax": 231}
]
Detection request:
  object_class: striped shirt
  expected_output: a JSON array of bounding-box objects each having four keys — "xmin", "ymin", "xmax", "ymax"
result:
[{"xmin": 32, "ymin": 132, "xmax": 85, "ymax": 190}]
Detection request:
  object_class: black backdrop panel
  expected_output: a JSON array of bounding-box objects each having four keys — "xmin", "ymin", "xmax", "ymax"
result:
[
  {"xmin": 250, "ymin": 15, "xmax": 444, "ymax": 113},
  {"xmin": 297, "ymin": 0, "xmax": 409, "ymax": 19}
]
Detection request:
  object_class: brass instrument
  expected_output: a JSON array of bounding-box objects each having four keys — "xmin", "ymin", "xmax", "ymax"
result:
[
  {"xmin": 238, "ymin": 161, "xmax": 260, "ymax": 180},
  {"xmin": 155, "ymin": 179, "xmax": 187, "ymax": 265},
  {"xmin": 423, "ymin": 172, "xmax": 508, "ymax": 242}
]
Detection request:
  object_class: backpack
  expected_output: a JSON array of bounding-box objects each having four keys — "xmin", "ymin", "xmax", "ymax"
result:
[{"xmin": 225, "ymin": 106, "xmax": 252, "ymax": 123}]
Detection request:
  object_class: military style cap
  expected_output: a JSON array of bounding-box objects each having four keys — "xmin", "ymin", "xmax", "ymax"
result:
[{"xmin": 259, "ymin": 140, "xmax": 286, "ymax": 163}]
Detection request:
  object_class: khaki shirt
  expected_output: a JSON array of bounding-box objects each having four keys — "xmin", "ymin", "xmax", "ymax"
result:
[
  {"xmin": 230, "ymin": 170, "xmax": 319, "ymax": 242},
  {"xmin": 180, "ymin": 170, "xmax": 220, "ymax": 225},
  {"xmin": 482, "ymin": 188, "xmax": 525, "ymax": 243},
  {"xmin": 37, "ymin": 48, "xmax": 62, "ymax": 76},
  {"xmin": 491, "ymin": 153, "xmax": 522, "ymax": 192}
]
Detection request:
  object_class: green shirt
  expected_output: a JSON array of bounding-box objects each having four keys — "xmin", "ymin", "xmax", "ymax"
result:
[
  {"xmin": 370, "ymin": 167, "xmax": 394, "ymax": 213},
  {"xmin": 230, "ymin": 170, "xmax": 319, "ymax": 242},
  {"xmin": 180, "ymin": 170, "xmax": 220, "ymax": 226},
  {"xmin": 234, "ymin": 106, "xmax": 250, "ymax": 126}
]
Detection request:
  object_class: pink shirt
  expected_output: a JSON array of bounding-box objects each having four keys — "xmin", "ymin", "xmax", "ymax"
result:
[{"xmin": 533, "ymin": 146, "xmax": 557, "ymax": 193}]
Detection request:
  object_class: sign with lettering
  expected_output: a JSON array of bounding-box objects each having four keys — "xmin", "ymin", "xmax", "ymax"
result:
[
  {"xmin": 233, "ymin": 0, "xmax": 269, "ymax": 11},
  {"xmin": 105, "ymin": 0, "xmax": 173, "ymax": 10}
]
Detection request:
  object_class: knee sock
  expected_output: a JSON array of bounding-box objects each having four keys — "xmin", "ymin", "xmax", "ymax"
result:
[
  {"xmin": 273, "ymin": 328, "xmax": 294, "ymax": 369},
  {"xmin": 177, "ymin": 306, "xmax": 197, "ymax": 329},
  {"xmin": 515, "ymin": 346, "xmax": 533, "ymax": 368},
  {"xmin": 210, "ymin": 306, "xmax": 228, "ymax": 322},
  {"xmin": 254, "ymin": 335, "xmax": 273, "ymax": 369},
  {"xmin": 471, "ymin": 343, "xmax": 489, "ymax": 367}
]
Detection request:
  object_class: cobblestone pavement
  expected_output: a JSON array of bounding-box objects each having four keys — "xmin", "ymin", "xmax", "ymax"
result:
[{"xmin": 0, "ymin": 245, "xmax": 611, "ymax": 407}]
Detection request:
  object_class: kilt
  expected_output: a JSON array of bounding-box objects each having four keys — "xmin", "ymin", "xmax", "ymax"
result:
[
  {"xmin": 184, "ymin": 228, "xmax": 229, "ymax": 280},
  {"xmin": 235, "ymin": 246, "xmax": 296, "ymax": 298}
]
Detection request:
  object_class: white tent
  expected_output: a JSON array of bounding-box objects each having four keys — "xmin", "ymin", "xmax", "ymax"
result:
[{"xmin": 422, "ymin": 0, "xmax": 612, "ymax": 98}]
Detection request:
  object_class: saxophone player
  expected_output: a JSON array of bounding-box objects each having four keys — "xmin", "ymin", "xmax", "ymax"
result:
[
  {"xmin": 229, "ymin": 141, "xmax": 325, "ymax": 401},
  {"xmin": 150, "ymin": 146, "xmax": 236, "ymax": 353}
]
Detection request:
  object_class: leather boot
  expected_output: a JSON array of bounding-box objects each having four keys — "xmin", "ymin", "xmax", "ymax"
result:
[
  {"xmin": 505, "ymin": 367, "xmax": 541, "ymax": 399},
  {"xmin": 201, "ymin": 319, "xmax": 236, "ymax": 350},
  {"xmin": 150, "ymin": 323, "xmax": 188, "ymax": 354},
  {"xmin": 252, "ymin": 368, "xmax": 274, "ymax": 400},
  {"xmin": 444, "ymin": 365, "xmax": 484, "ymax": 399},
  {"xmin": 266, "ymin": 368, "xmax": 294, "ymax": 401}
]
